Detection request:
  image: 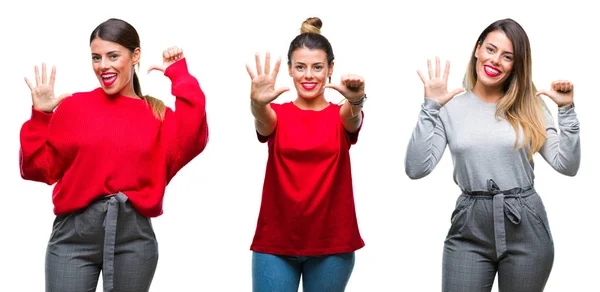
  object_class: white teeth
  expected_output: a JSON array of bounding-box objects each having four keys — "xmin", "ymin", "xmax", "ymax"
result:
[
  {"xmin": 485, "ymin": 66, "xmax": 500, "ymax": 74},
  {"xmin": 102, "ymin": 74, "xmax": 116, "ymax": 79}
]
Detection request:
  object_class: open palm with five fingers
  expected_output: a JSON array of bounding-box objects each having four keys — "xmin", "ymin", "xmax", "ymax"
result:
[
  {"xmin": 148, "ymin": 46, "xmax": 185, "ymax": 73},
  {"xmin": 24, "ymin": 63, "xmax": 71, "ymax": 113},
  {"xmin": 325, "ymin": 74, "xmax": 365, "ymax": 102},
  {"xmin": 245, "ymin": 52, "xmax": 289, "ymax": 106},
  {"xmin": 417, "ymin": 56, "xmax": 464, "ymax": 107},
  {"xmin": 536, "ymin": 80, "xmax": 574, "ymax": 107}
]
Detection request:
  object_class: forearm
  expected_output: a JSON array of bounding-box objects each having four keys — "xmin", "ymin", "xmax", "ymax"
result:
[
  {"xmin": 539, "ymin": 104, "xmax": 580, "ymax": 176},
  {"xmin": 251, "ymin": 101, "xmax": 277, "ymax": 137},
  {"xmin": 405, "ymin": 98, "xmax": 447, "ymax": 179},
  {"xmin": 19, "ymin": 108, "xmax": 61, "ymax": 184},
  {"xmin": 339, "ymin": 100, "xmax": 363, "ymax": 133}
]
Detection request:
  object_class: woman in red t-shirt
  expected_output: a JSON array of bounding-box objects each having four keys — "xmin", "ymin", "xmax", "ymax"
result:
[{"xmin": 245, "ymin": 17, "xmax": 367, "ymax": 292}]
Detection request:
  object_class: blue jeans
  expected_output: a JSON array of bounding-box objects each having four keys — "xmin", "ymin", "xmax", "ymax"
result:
[{"xmin": 252, "ymin": 251, "xmax": 355, "ymax": 292}]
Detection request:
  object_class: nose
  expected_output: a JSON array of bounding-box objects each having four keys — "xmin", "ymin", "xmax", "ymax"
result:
[
  {"xmin": 304, "ymin": 68, "xmax": 314, "ymax": 79},
  {"xmin": 100, "ymin": 58, "xmax": 110, "ymax": 70},
  {"xmin": 491, "ymin": 53, "xmax": 501, "ymax": 65}
]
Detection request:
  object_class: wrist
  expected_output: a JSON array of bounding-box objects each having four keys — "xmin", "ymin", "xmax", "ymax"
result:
[
  {"xmin": 251, "ymin": 100, "xmax": 269, "ymax": 107},
  {"xmin": 348, "ymin": 94, "xmax": 367, "ymax": 107},
  {"xmin": 558, "ymin": 102, "xmax": 574, "ymax": 113}
]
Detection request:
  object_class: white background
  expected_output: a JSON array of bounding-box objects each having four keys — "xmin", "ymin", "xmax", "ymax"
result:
[{"xmin": 1, "ymin": 0, "xmax": 597, "ymax": 291}]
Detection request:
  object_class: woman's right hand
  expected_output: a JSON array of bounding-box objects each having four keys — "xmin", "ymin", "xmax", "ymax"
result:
[
  {"xmin": 245, "ymin": 52, "xmax": 289, "ymax": 106},
  {"xmin": 417, "ymin": 56, "xmax": 463, "ymax": 107},
  {"xmin": 24, "ymin": 63, "xmax": 71, "ymax": 112}
]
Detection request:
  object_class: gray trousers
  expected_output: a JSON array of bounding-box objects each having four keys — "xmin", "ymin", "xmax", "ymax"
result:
[
  {"xmin": 443, "ymin": 180, "xmax": 554, "ymax": 292},
  {"xmin": 45, "ymin": 193, "xmax": 159, "ymax": 292}
]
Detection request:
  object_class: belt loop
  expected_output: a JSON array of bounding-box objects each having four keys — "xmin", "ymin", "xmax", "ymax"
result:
[{"xmin": 517, "ymin": 192, "xmax": 524, "ymax": 206}]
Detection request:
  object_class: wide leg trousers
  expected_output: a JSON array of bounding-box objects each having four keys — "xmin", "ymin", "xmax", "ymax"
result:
[
  {"xmin": 45, "ymin": 192, "xmax": 159, "ymax": 292},
  {"xmin": 443, "ymin": 180, "xmax": 554, "ymax": 292}
]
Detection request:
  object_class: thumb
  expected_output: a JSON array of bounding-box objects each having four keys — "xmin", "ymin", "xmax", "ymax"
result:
[
  {"xmin": 324, "ymin": 83, "xmax": 343, "ymax": 93},
  {"xmin": 273, "ymin": 87, "xmax": 290, "ymax": 98},
  {"xmin": 449, "ymin": 88, "xmax": 465, "ymax": 98},
  {"xmin": 535, "ymin": 90, "xmax": 551, "ymax": 97},
  {"xmin": 55, "ymin": 93, "xmax": 71, "ymax": 107},
  {"xmin": 147, "ymin": 64, "xmax": 165, "ymax": 74}
]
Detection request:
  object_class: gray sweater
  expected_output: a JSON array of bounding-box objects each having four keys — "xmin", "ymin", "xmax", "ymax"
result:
[{"xmin": 405, "ymin": 91, "xmax": 580, "ymax": 192}]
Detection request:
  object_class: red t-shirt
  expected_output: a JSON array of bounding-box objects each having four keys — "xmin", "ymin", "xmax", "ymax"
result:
[
  {"xmin": 250, "ymin": 102, "xmax": 365, "ymax": 256},
  {"xmin": 19, "ymin": 59, "xmax": 208, "ymax": 217}
]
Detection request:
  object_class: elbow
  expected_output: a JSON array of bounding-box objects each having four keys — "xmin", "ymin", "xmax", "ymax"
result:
[
  {"xmin": 20, "ymin": 169, "xmax": 55, "ymax": 185},
  {"xmin": 404, "ymin": 157, "xmax": 431, "ymax": 180},
  {"xmin": 406, "ymin": 169, "xmax": 426, "ymax": 180},
  {"xmin": 555, "ymin": 160, "xmax": 580, "ymax": 177},
  {"xmin": 561, "ymin": 168, "xmax": 579, "ymax": 177},
  {"xmin": 405, "ymin": 164, "xmax": 428, "ymax": 180}
]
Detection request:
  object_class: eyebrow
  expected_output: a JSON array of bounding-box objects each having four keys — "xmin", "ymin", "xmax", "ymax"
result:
[
  {"xmin": 91, "ymin": 50, "xmax": 121, "ymax": 55},
  {"xmin": 486, "ymin": 43, "xmax": 513, "ymax": 55},
  {"xmin": 294, "ymin": 61, "xmax": 325, "ymax": 65}
]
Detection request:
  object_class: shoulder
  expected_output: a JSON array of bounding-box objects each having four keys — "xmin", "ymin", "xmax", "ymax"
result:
[
  {"xmin": 442, "ymin": 91, "xmax": 473, "ymax": 112},
  {"xmin": 54, "ymin": 88, "xmax": 103, "ymax": 113},
  {"xmin": 270, "ymin": 102, "xmax": 292, "ymax": 113}
]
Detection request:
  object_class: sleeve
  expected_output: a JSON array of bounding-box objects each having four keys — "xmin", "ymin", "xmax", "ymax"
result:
[
  {"xmin": 19, "ymin": 107, "xmax": 65, "ymax": 184},
  {"xmin": 163, "ymin": 59, "xmax": 209, "ymax": 181},
  {"xmin": 538, "ymin": 103, "xmax": 580, "ymax": 176},
  {"xmin": 256, "ymin": 103, "xmax": 280, "ymax": 143},
  {"xmin": 404, "ymin": 98, "xmax": 449, "ymax": 179}
]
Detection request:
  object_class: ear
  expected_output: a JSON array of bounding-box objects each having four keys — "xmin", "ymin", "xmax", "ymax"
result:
[
  {"xmin": 328, "ymin": 61, "xmax": 334, "ymax": 78},
  {"xmin": 132, "ymin": 47, "xmax": 141, "ymax": 66},
  {"xmin": 474, "ymin": 42, "xmax": 481, "ymax": 59},
  {"xmin": 288, "ymin": 62, "xmax": 292, "ymax": 77}
]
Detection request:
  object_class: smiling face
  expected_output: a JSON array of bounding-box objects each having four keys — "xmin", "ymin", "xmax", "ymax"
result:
[
  {"xmin": 288, "ymin": 47, "xmax": 333, "ymax": 101},
  {"xmin": 90, "ymin": 37, "xmax": 140, "ymax": 98},
  {"xmin": 473, "ymin": 30, "xmax": 515, "ymax": 92}
]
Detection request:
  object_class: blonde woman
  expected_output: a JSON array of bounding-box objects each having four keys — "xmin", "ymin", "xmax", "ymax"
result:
[{"xmin": 405, "ymin": 18, "xmax": 580, "ymax": 291}]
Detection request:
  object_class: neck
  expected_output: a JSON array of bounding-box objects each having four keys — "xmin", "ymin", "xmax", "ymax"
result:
[
  {"xmin": 472, "ymin": 82, "xmax": 504, "ymax": 103},
  {"xmin": 118, "ymin": 84, "xmax": 141, "ymax": 99},
  {"xmin": 294, "ymin": 96, "xmax": 329, "ymax": 110}
]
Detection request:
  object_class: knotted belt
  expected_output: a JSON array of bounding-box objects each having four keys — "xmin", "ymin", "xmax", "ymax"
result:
[
  {"xmin": 462, "ymin": 179, "xmax": 535, "ymax": 259},
  {"xmin": 100, "ymin": 192, "xmax": 129, "ymax": 292}
]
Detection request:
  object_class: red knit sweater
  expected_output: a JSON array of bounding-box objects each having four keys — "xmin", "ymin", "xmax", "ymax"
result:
[{"xmin": 19, "ymin": 59, "xmax": 208, "ymax": 217}]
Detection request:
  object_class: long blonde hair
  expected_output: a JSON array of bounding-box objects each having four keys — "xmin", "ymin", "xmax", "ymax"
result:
[{"xmin": 463, "ymin": 18, "xmax": 546, "ymax": 160}]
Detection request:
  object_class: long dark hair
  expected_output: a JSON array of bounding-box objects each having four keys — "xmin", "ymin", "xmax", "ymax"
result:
[{"xmin": 90, "ymin": 18, "xmax": 165, "ymax": 120}]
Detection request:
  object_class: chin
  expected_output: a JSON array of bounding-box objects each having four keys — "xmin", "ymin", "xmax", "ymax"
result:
[
  {"xmin": 101, "ymin": 87, "xmax": 119, "ymax": 96},
  {"xmin": 479, "ymin": 75, "xmax": 506, "ymax": 88}
]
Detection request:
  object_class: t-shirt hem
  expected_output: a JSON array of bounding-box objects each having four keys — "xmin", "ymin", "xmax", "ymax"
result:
[{"xmin": 250, "ymin": 242, "xmax": 365, "ymax": 256}]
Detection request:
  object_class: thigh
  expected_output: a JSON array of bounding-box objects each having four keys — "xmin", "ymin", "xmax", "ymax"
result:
[
  {"xmin": 252, "ymin": 252, "xmax": 301, "ymax": 292},
  {"xmin": 442, "ymin": 245, "xmax": 496, "ymax": 292},
  {"xmin": 443, "ymin": 198, "xmax": 497, "ymax": 292},
  {"xmin": 112, "ymin": 203, "xmax": 159, "ymax": 292},
  {"xmin": 302, "ymin": 252, "xmax": 355, "ymax": 292},
  {"xmin": 45, "ymin": 214, "xmax": 103, "ymax": 292},
  {"xmin": 498, "ymin": 195, "xmax": 554, "ymax": 292}
]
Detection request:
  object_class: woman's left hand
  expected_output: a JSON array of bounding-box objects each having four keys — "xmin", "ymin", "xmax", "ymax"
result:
[
  {"xmin": 536, "ymin": 80, "xmax": 574, "ymax": 107},
  {"xmin": 148, "ymin": 47, "xmax": 185, "ymax": 73},
  {"xmin": 325, "ymin": 74, "xmax": 365, "ymax": 103}
]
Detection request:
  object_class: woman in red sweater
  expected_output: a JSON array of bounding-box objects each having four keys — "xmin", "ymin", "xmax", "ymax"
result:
[
  {"xmin": 19, "ymin": 18, "xmax": 208, "ymax": 292},
  {"xmin": 246, "ymin": 17, "xmax": 367, "ymax": 292}
]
